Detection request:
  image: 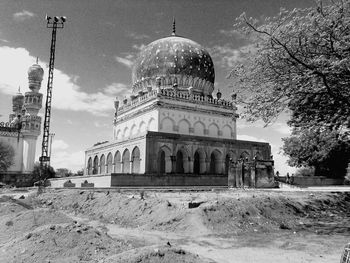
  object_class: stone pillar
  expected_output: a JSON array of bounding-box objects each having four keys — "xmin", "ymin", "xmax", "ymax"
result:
[
  {"xmin": 200, "ymin": 158, "xmax": 206, "ymax": 174},
  {"xmin": 228, "ymin": 161, "xmax": 237, "ymax": 187},
  {"xmin": 112, "ymin": 164, "xmax": 115, "ymax": 173},
  {"xmin": 129, "ymin": 161, "xmax": 133, "ymax": 174},
  {"xmin": 120, "ymin": 162, "xmax": 124, "ymax": 173},
  {"xmin": 236, "ymin": 162, "xmax": 243, "ymax": 187},
  {"xmin": 188, "ymin": 158, "xmax": 194, "ymax": 173},
  {"xmin": 250, "ymin": 162, "xmax": 256, "ymax": 188},
  {"xmin": 170, "ymin": 156, "xmax": 176, "ymax": 173},
  {"xmin": 165, "ymin": 157, "xmax": 172, "ymax": 173},
  {"xmin": 205, "ymin": 159, "xmax": 210, "ymax": 174}
]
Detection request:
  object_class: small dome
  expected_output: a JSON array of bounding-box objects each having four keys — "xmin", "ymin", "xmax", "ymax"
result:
[
  {"xmin": 12, "ymin": 89, "xmax": 24, "ymax": 113},
  {"xmin": 28, "ymin": 63, "xmax": 44, "ymax": 92},
  {"xmin": 132, "ymin": 36, "xmax": 215, "ymax": 95}
]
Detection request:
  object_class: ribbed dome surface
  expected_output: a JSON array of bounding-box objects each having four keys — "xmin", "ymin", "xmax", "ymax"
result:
[
  {"xmin": 132, "ymin": 36, "xmax": 215, "ymax": 87},
  {"xmin": 28, "ymin": 64, "xmax": 44, "ymax": 81}
]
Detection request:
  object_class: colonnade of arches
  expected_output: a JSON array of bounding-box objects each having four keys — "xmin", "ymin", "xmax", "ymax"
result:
[
  {"xmin": 156, "ymin": 146, "xmax": 258, "ymax": 175},
  {"xmin": 86, "ymin": 146, "xmax": 141, "ymax": 175}
]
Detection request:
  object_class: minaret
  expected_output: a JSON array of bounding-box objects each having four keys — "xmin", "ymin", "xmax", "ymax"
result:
[
  {"xmin": 21, "ymin": 61, "xmax": 44, "ymax": 172},
  {"xmin": 9, "ymin": 87, "xmax": 25, "ymax": 123}
]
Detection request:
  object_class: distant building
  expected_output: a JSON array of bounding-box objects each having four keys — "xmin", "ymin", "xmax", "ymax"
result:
[
  {"xmin": 0, "ymin": 62, "xmax": 43, "ymax": 175},
  {"xmin": 83, "ymin": 25, "xmax": 273, "ymax": 187}
]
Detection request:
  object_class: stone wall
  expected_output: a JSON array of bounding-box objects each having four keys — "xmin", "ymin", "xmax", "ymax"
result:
[
  {"xmin": 111, "ymin": 173, "xmax": 227, "ymax": 187},
  {"xmin": 0, "ymin": 172, "xmax": 35, "ymax": 187},
  {"xmin": 49, "ymin": 175, "xmax": 111, "ymax": 188},
  {"xmin": 288, "ymin": 176, "xmax": 343, "ymax": 186}
]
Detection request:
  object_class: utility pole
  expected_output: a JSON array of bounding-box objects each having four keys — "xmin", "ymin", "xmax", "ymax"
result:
[
  {"xmin": 39, "ymin": 16, "xmax": 66, "ymax": 183},
  {"xmin": 48, "ymin": 133, "xmax": 55, "ymax": 166}
]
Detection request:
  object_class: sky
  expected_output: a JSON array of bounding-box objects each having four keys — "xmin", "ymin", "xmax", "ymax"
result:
[{"xmin": 0, "ymin": 0, "xmax": 315, "ymax": 173}]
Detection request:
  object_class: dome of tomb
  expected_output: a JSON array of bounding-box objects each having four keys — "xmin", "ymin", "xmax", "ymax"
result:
[
  {"xmin": 28, "ymin": 62, "xmax": 44, "ymax": 92},
  {"xmin": 132, "ymin": 33, "xmax": 215, "ymax": 96},
  {"xmin": 12, "ymin": 88, "xmax": 24, "ymax": 113}
]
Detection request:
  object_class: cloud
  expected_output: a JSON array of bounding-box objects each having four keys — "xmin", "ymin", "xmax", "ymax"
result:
[
  {"xmin": 115, "ymin": 44, "xmax": 146, "ymax": 68},
  {"xmin": 219, "ymin": 29, "xmax": 246, "ymax": 39},
  {"xmin": 272, "ymin": 122, "xmax": 292, "ymax": 135},
  {"xmin": 51, "ymin": 150, "xmax": 85, "ymax": 172},
  {"xmin": 52, "ymin": 139, "xmax": 69, "ymax": 150},
  {"xmin": 115, "ymin": 55, "xmax": 133, "ymax": 68},
  {"xmin": 103, "ymin": 82, "xmax": 128, "ymax": 96},
  {"xmin": 237, "ymin": 134, "xmax": 267, "ymax": 142},
  {"xmin": 128, "ymin": 32, "xmax": 149, "ymax": 40},
  {"xmin": 13, "ymin": 10, "xmax": 35, "ymax": 21},
  {"xmin": 210, "ymin": 43, "xmax": 257, "ymax": 68},
  {"xmin": 0, "ymin": 46, "xmax": 129, "ymax": 116}
]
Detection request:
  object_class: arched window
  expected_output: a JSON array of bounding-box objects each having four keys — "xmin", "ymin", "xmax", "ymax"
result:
[
  {"xmin": 210, "ymin": 150, "xmax": 222, "ymax": 174},
  {"xmin": 114, "ymin": 151, "xmax": 121, "ymax": 173},
  {"xmin": 193, "ymin": 121, "xmax": 205, "ymax": 135},
  {"xmin": 176, "ymin": 150, "xmax": 184, "ymax": 173},
  {"xmin": 100, "ymin": 154, "xmax": 106, "ymax": 174},
  {"xmin": 131, "ymin": 146, "xmax": 140, "ymax": 173},
  {"xmin": 193, "ymin": 148, "xmax": 206, "ymax": 174},
  {"xmin": 87, "ymin": 157, "xmax": 92, "ymax": 175},
  {"xmin": 158, "ymin": 150, "xmax": 166, "ymax": 174},
  {"xmin": 194, "ymin": 151, "xmax": 200, "ymax": 174},
  {"xmin": 255, "ymin": 152, "xmax": 262, "ymax": 160},
  {"xmin": 240, "ymin": 151, "xmax": 250, "ymax": 161},
  {"xmin": 106, "ymin": 153, "xmax": 113, "ymax": 173},
  {"xmin": 122, "ymin": 149, "xmax": 130, "ymax": 173},
  {"xmin": 93, "ymin": 156, "xmax": 98, "ymax": 174}
]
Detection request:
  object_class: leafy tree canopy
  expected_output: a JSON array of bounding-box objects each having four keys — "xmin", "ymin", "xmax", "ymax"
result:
[
  {"xmin": 0, "ymin": 141, "xmax": 15, "ymax": 171},
  {"xmin": 231, "ymin": 0, "xmax": 350, "ymax": 130},
  {"xmin": 32, "ymin": 162, "xmax": 56, "ymax": 182},
  {"xmin": 282, "ymin": 127, "xmax": 350, "ymax": 178}
]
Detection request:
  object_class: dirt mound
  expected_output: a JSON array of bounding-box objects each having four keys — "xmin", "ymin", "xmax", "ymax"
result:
[
  {"xmin": 0, "ymin": 202, "xmax": 72, "ymax": 244},
  {"xmin": 106, "ymin": 246, "xmax": 214, "ymax": 263},
  {"xmin": 0, "ymin": 221, "xmax": 135, "ymax": 263},
  {"xmin": 200, "ymin": 192, "xmax": 350, "ymax": 235},
  {"xmin": 35, "ymin": 190, "xmax": 350, "ymax": 237}
]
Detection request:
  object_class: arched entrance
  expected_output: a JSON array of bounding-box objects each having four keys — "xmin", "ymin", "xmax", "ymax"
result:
[
  {"xmin": 157, "ymin": 145, "xmax": 172, "ymax": 174},
  {"xmin": 114, "ymin": 151, "xmax": 121, "ymax": 173},
  {"xmin": 131, "ymin": 146, "xmax": 140, "ymax": 173},
  {"xmin": 87, "ymin": 157, "xmax": 92, "ymax": 175},
  {"xmin": 93, "ymin": 156, "xmax": 98, "ymax": 174},
  {"xmin": 106, "ymin": 153, "xmax": 113, "ymax": 173},
  {"xmin": 158, "ymin": 150, "xmax": 166, "ymax": 174},
  {"xmin": 122, "ymin": 149, "xmax": 130, "ymax": 173},
  {"xmin": 176, "ymin": 151, "xmax": 184, "ymax": 173},
  {"xmin": 194, "ymin": 151, "xmax": 200, "ymax": 174},
  {"xmin": 210, "ymin": 150, "xmax": 222, "ymax": 174}
]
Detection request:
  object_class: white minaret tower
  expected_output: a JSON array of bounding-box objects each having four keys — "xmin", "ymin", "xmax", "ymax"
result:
[{"xmin": 21, "ymin": 60, "xmax": 44, "ymax": 172}]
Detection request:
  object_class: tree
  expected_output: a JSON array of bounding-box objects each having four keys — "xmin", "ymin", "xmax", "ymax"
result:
[
  {"xmin": 282, "ymin": 127, "xmax": 350, "ymax": 178},
  {"xmin": 0, "ymin": 141, "xmax": 15, "ymax": 171},
  {"xmin": 231, "ymin": 0, "xmax": 350, "ymax": 129},
  {"xmin": 56, "ymin": 168, "xmax": 72, "ymax": 177},
  {"xmin": 32, "ymin": 162, "xmax": 56, "ymax": 182}
]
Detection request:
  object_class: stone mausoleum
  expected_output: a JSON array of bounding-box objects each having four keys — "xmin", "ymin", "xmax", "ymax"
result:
[
  {"xmin": 79, "ymin": 26, "xmax": 274, "ymax": 187},
  {"xmin": 0, "ymin": 62, "xmax": 43, "ymax": 186}
]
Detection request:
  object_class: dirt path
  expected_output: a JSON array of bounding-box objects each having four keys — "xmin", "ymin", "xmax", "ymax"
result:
[{"xmin": 67, "ymin": 211, "xmax": 348, "ymax": 263}]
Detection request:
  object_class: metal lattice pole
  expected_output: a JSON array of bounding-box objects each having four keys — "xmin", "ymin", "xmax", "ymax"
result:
[{"xmin": 39, "ymin": 16, "xmax": 66, "ymax": 183}]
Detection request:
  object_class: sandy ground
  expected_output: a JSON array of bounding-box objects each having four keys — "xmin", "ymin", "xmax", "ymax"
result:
[{"xmin": 0, "ymin": 187, "xmax": 349, "ymax": 262}]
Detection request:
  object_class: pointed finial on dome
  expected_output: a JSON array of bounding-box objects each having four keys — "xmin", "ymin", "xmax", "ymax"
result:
[
  {"xmin": 18, "ymin": 86, "xmax": 21, "ymax": 93},
  {"xmin": 172, "ymin": 17, "xmax": 176, "ymax": 36}
]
